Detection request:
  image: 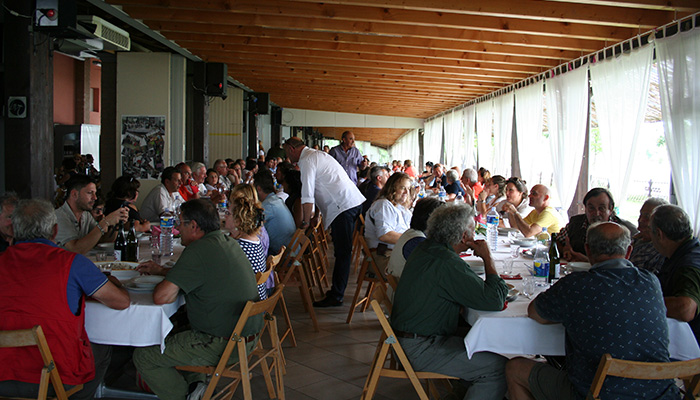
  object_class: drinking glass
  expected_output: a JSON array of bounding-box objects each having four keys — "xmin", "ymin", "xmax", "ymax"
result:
[
  {"xmin": 100, "ymin": 262, "xmax": 112, "ymax": 276},
  {"xmin": 522, "ymin": 277, "xmax": 536, "ymax": 298},
  {"xmin": 502, "ymin": 258, "xmax": 514, "ymax": 276},
  {"xmin": 510, "ymin": 245, "xmax": 520, "ymax": 259},
  {"xmin": 151, "ymin": 249, "xmax": 163, "ymax": 265},
  {"xmin": 96, "ymin": 252, "xmax": 108, "ymax": 262}
]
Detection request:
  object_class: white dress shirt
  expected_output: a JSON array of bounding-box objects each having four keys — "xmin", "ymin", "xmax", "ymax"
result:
[
  {"xmin": 140, "ymin": 184, "xmax": 184, "ymax": 221},
  {"xmin": 364, "ymin": 199, "xmax": 412, "ymax": 249},
  {"xmin": 298, "ymin": 147, "xmax": 365, "ymax": 228}
]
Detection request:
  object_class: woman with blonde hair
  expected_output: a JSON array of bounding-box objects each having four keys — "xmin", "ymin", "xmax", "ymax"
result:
[{"xmin": 225, "ymin": 195, "xmax": 268, "ymax": 300}]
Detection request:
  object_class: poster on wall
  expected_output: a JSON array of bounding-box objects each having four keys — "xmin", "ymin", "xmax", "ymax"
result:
[{"xmin": 121, "ymin": 115, "xmax": 165, "ymax": 179}]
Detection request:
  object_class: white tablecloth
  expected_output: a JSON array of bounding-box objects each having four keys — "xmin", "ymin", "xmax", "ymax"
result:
[
  {"xmin": 461, "ymin": 237, "xmax": 700, "ymax": 361},
  {"xmin": 85, "ymin": 239, "xmax": 186, "ymax": 352}
]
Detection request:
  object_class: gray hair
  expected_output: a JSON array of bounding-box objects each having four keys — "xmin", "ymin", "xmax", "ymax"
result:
[
  {"xmin": 12, "ymin": 199, "xmax": 57, "ymax": 242},
  {"xmin": 651, "ymin": 204, "xmax": 693, "ymax": 241},
  {"xmin": 643, "ymin": 197, "xmax": 668, "ymax": 209},
  {"xmin": 0, "ymin": 192, "xmax": 19, "ymax": 213},
  {"xmin": 462, "ymin": 168, "xmax": 477, "ymax": 183},
  {"xmin": 586, "ymin": 222, "xmax": 630, "ymax": 257},
  {"xmin": 189, "ymin": 162, "xmax": 205, "ymax": 173},
  {"xmin": 369, "ymin": 166, "xmax": 389, "ymax": 183},
  {"xmin": 445, "ymin": 169, "xmax": 458, "ymax": 183},
  {"xmin": 426, "ymin": 203, "xmax": 475, "ymax": 247}
]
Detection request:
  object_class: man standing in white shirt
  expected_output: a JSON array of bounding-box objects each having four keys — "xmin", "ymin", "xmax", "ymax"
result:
[
  {"xmin": 140, "ymin": 167, "xmax": 184, "ymax": 222},
  {"xmin": 284, "ymin": 137, "xmax": 365, "ymax": 307}
]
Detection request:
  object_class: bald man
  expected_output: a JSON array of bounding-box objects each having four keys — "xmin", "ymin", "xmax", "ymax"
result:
[{"xmin": 504, "ymin": 184, "xmax": 562, "ymax": 238}]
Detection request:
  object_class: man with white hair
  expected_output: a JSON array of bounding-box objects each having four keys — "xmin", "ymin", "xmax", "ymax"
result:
[
  {"xmin": 458, "ymin": 168, "xmax": 482, "ymax": 204},
  {"xmin": 391, "ymin": 203, "xmax": 509, "ymax": 399},
  {"xmin": 0, "ymin": 192, "xmax": 19, "ymax": 253},
  {"xmin": 213, "ymin": 159, "xmax": 232, "ymax": 191},
  {"xmin": 444, "ymin": 169, "xmax": 465, "ymax": 201},
  {"xmin": 504, "ymin": 184, "xmax": 562, "ymax": 238}
]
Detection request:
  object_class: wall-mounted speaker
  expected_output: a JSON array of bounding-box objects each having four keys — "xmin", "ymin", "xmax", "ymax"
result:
[
  {"xmin": 249, "ymin": 92, "xmax": 269, "ymax": 114},
  {"xmin": 205, "ymin": 62, "xmax": 227, "ymax": 98}
]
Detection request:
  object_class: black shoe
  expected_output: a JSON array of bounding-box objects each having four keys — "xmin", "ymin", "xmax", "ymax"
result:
[{"xmin": 313, "ymin": 296, "xmax": 343, "ymax": 307}]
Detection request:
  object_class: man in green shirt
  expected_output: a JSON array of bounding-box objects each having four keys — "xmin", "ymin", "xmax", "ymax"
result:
[
  {"xmin": 391, "ymin": 203, "xmax": 509, "ymax": 400},
  {"xmin": 134, "ymin": 199, "xmax": 262, "ymax": 400}
]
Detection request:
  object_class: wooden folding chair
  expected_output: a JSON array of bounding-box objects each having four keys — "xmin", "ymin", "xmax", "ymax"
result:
[
  {"xmin": 256, "ymin": 246, "xmax": 286, "ymax": 286},
  {"xmin": 361, "ymin": 300, "xmax": 458, "ymax": 400},
  {"xmin": 587, "ymin": 354, "xmax": 700, "ymax": 400},
  {"xmin": 351, "ymin": 214, "xmax": 366, "ymax": 275},
  {"xmin": 275, "ymin": 229, "xmax": 319, "ymax": 336},
  {"xmin": 175, "ymin": 286, "xmax": 286, "ymax": 400},
  {"xmin": 0, "ymin": 325, "xmax": 84, "ymax": 400},
  {"xmin": 347, "ymin": 234, "xmax": 387, "ymax": 324},
  {"xmin": 307, "ymin": 218, "xmax": 330, "ymax": 291}
]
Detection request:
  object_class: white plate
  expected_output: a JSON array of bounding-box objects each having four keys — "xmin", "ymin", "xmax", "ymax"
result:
[
  {"xmin": 95, "ymin": 261, "xmax": 139, "ymax": 271},
  {"xmin": 95, "ymin": 243, "xmax": 114, "ymax": 250},
  {"xmin": 569, "ymin": 262, "xmax": 592, "ymax": 272},
  {"xmin": 131, "ymin": 275, "xmax": 165, "ymax": 289},
  {"xmin": 512, "ymin": 238, "xmax": 536, "ymax": 247},
  {"xmin": 111, "ymin": 270, "xmax": 140, "ymax": 282},
  {"xmin": 125, "ymin": 283, "xmax": 154, "ymax": 292},
  {"xmin": 498, "ymin": 227, "xmax": 519, "ymax": 236}
]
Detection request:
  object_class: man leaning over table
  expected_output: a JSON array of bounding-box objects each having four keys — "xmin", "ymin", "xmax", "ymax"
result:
[
  {"xmin": 391, "ymin": 203, "xmax": 509, "ymax": 400},
  {"xmin": 506, "ymin": 222, "xmax": 678, "ymax": 400},
  {"xmin": 134, "ymin": 199, "xmax": 262, "ymax": 400},
  {"xmin": 55, "ymin": 174, "xmax": 129, "ymax": 254},
  {"xmin": 284, "ymin": 136, "xmax": 365, "ymax": 307},
  {"xmin": 0, "ymin": 199, "xmax": 130, "ymax": 399},
  {"xmin": 504, "ymin": 184, "xmax": 561, "ymax": 238},
  {"xmin": 650, "ymin": 204, "xmax": 700, "ymax": 345}
]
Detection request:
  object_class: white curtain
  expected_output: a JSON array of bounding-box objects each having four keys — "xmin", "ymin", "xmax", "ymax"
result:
[
  {"xmin": 545, "ymin": 66, "xmax": 589, "ymax": 210},
  {"xmin": 590, "ymin": 45, "xmax": 653, "ymax": 210},
  {"xmin": 423, "ymin": 116, "xmax": 444, "ymax": 164},
  {"xmin": 463, "ymin": 105, "xmax": 476, "ymax": 170},
  {"xmin": 475, "ymin": 100, "xmax": 494, "ymax": 170},
  {"xmin": 445, "ymin": 109, "xmax": 464, "ymax": 169},
  {"xmin": 514, "ymin": 81, "xmax": 546, "ymax": 184},
  {"xmin": 493, "ymin": 92, "xmax": 514, "ymax": 177},
  {"xmin": 656, "ymin": 28, "xmax": 700, "ymax": 234},
  {"xmin": 389, "ymin": 129, "xmax": 419, "ymax": 167},
  {"xmin": 81, "ymin": 124, "xmax": 101, "ymax": 171}
]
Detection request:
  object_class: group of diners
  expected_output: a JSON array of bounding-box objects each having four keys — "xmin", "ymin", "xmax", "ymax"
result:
[{"xmin": 2, "ymin": 134, "xmax": 699, "ymax": 400}]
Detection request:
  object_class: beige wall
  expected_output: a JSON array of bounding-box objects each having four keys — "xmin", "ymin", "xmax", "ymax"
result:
[{"xmin": 208, "ymin": 87, "xmax": 244, "ymax": 162}]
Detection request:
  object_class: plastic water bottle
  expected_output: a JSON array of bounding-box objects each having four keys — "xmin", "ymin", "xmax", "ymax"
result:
[
  {"xmin": 536, "ymin": 227, "xmax": 551, "ymax": 247},
  {"xmin": 533, "ymin": 244, "xmax": 550, "ymax": 286},
  {"xmin": 486, "ymin": 207, "xmax": 499, "ymax": 251},
  {"xmin": 160, "ymin": 209, "xmax": 174, "ymax": 256},
  {"xmin": 455, "ymin": 194, "xmax": 464, "ymax": 203},
  {"xmin": 438, "ymin": 186, "xmax": 447, "ymax": 202}
]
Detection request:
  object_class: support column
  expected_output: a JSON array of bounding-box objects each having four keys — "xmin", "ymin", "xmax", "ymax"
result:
[
  {"xmin": 191, "ymin": 62, "xmax": 209, "ymax": 164},
  {"xmin": 3, "ymin": 0, "xmax": 54, "ymax": 199},
  {"xmin": 100, "ymin": 52, "xmax": 117, "ymax": 186}
]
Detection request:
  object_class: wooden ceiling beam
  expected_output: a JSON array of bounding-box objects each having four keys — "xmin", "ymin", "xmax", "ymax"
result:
[{"xmin": 119, "ymin": 3, "xmax": 639, "ymax": 42}]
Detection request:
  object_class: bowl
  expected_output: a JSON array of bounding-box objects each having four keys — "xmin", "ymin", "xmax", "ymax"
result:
[
  {"xmin": 506, "ymin": 288, "xmax": 520, "ymax": 302},
  {"xmin": 512, "ymin": 238, "xmax": 536, "ymax": 247},
  {"xmin": 131, "ymin": 275, "xmax": 165, "ymax": 289},
  {"xmin": 498, "ymin": 227, "xmax": 520, "ymax": 236},
  {"xmin": 111, "ymin": 270, "xmax": 140, "ymax": 282},
  {"xmin": 569, "ymin": 262, "xmax": 592, "ymax": 272}
]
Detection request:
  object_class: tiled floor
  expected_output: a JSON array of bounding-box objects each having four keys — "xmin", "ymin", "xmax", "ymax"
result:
[{"xmin": 104, "ymin": 256, "xmax": 429, "ymax": 400}]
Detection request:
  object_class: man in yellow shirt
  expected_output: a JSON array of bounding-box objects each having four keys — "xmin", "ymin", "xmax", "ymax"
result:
[{"xmin": 504, "ymin": 184, "xmax": 561, "ymax": 237}]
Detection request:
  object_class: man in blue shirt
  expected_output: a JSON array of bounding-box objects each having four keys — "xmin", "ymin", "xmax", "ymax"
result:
[
  {"xmin": 505, "ymin": 222, "xmax": 678, "ymax": 400},
  {"xmin": 328, "ymin": 130, "xmax": 364, "ymax": 184},
  {"xmin": 254, "ymin": 170, "xmax": 296, "ymax": 254}
]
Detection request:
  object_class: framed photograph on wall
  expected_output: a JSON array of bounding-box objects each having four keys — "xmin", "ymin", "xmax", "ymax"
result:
[{"xmin": 121, "ymin": 115, "xmax": 165, "ymax": 179}]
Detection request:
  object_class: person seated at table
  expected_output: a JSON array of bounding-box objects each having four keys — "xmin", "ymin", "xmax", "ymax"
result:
[
  {"xmin": 230, "ymin": 184, "xmax": 270, "ymax": 256},
  {"xmin": 506, "ymin": 222, "xmax": 678, "ymax": 400},
  {"xmin": 497, "ymin": 177, "xmax": 533, "ymax": 227},
  {"xmin": 418, "ymin": 161, "xmax": 434, "ymax": 183},
  {"xmin": 444, "ymin": 169, "xmax": 465, "ymax": 201},
  {"xmin": 0, "ymin": 199, "xmax": 130, "ymax": 400},
  {"xmin": 254, "ymin": 170, "xmax": 296, "ymax": 255},
  {"xmin": 90, "ymin": 196, "xmax": 105, "ymax": 223},
  {"xmin": 140, "ymin": 167, "xmax": 185, "ymax": 222},
  {"xmin": 175, "ymin": 162, "xmax": 199, "ymax": 201},
  {"xmin": 476, "ymin": 175, "xmax": 506, "ymax": 221},
  {"xmin": 391, "ymin": 203, "xmax": 509, "ymax": 399},
  {"xmin": 55, "ymin": 175, "xmax": 129, "ymax": 254},
  {"xmin": 227, "ymin": 160, "xmax": 242, "ymax": 186},
  {"xmin": 386, "ymin": 197, "xmax": 444, "ymax": 281},
  {"xmin": 361, "ymin": 166, "xmax": 390, "ymax": 216},
  {"xmin": 280, "ymin": 168, "xmax": 303, "ymax": 228},
  {"xmin": 133, "ymin": 199, "xmax": 263, "ymax": 400},
  {"xmin": 0, "ymin": 192, "xmax": 19, "ymax": 253},
  {"xmin": 629, "ymin": 197, "xmax": 667, "ymax": 274},
  {"xmin": 365, "ymin": 172, "xmax": 413, "ymax": 271},
  {"xmin": 204, "ymin": 168, "xmax": 223, "ymax": 193},
  {"xmin": 213, "ymin": 159, "xmax": 232, "ymax": 191},
  {"xmin": 650, "ymin": 204, "xmax": 700, "ymax": 345},
  {"xmin": 105, "ymin": 174, "xmax": 151, "ymax": 232},
  {"xmin": 427, "ymin": 163, "xmax": 447, "ymax": 192},
  {"xmin": 504, "ymin": 184, "xmax": 562, "ymax": 238},
  {"xmin": 556, "ymin": 187, "xmax": 637, "ymax": 262},
  {"xmin": 458, "ymin": 168, "xmax": 482, "ymax": 205},
  {"xmin": 403, "ymin": 159, "xmax": 417, "ymax": 178},
  {"xmin": 226, "ymin": 196, "xmax": 268, "ymax": 300}
]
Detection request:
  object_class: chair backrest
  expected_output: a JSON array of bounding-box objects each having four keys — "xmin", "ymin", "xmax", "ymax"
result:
[
  {"xmin": 588, "ymin": 353, "xmax": 700, "ymax": 400},
  {"xmin": 276, "ymin": 230, "xmax": 312, "ymax": 286},
  {"xmin": 257, "ymin": 246, "xmax": 285, "ymax": 285},
  {"xmin": 0, "ymin": 325, "xmax": 72, "ymax": 400}
]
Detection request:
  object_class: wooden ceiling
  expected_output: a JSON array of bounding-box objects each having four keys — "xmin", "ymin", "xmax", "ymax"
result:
[{"xmin": 106, "ymin": 0, "xmax": 698, "ymax": 146}]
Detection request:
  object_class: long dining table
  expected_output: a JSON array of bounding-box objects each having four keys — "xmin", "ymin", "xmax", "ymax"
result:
[{"xmin": 461, "ymin": 235, "xmax": 700, "ymax": 361}]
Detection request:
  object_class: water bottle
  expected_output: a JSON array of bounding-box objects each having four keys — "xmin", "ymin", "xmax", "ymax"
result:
[
  {"xmin": 160, "ymin": 209, "xmax": 174, "ymax": 256},
  {"xmin": 533, "ymin": 244, "xmax": 550, "ymax": 286},
  {"xmin": 455, "ymin": 194, "xmax": 464, "ymax": 203},
  {"xmin": 536, "ymin": 227, "xmax": 551, "ymax": 247},
  {"xmin": 438, "ymin": 186, "xmax": 447, "ymax": 202},
  {"xmin": 486, "ymin": 207, "xmax": 499, "ymax": 251}
]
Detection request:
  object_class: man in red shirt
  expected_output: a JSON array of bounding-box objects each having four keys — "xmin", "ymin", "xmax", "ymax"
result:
[{"xmin": 176, "ymin": 162, "xmax": 199, "ymax": 201}]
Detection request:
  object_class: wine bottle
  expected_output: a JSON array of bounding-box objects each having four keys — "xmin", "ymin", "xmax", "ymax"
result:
[
  {"xmin": 114, "ymin": 222, "xmax": 126, "ymax": 261},
  {"xmin": 548, "ymin": 232, "xmax": 560, "ymax": 283},
  {"xmin": 125, "ymin": 223, "xmax": 138, "ymax": 262}
]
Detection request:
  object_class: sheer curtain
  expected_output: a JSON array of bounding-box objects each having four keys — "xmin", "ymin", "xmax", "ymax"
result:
[
  {"xmin": 656, "ymin": 27, "xmax": 700, "ymax": 234},
  {"xmin": 545, "ymin": 66, "xmax": 589, "ymax": 210},
  {"xmin": 475, "ymin": 100, "xmax": 494, "ymax": 170},
  {"xmin": 463, "ymin": 105, "xmax": 476, "ymax": 170},
  {"xmin": 445, "ymin": 109, "xmax": 464, "ymax": 168},
  {"xmin": 493, "ymin": 92, "xmax": 514, "ymax": 177},
  {"xmin": 423, "ymin": 116, "xmax": 444, "ymax": 164},
  {"xmin": 590, "ymin": 45, "xmax": 653, "ymax": 210},
  {"xmin": 514, "ymin": 81, "xmax": 545, "ymax": 184},
  {"xmin": 389, "ymin": 129, "xmax": 418, "ymax": 165}
]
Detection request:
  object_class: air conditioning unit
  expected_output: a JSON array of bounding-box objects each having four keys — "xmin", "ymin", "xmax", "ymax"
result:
[{"xmin": 77, "ymin": 16, "xmax": 130, "ymax": 51}]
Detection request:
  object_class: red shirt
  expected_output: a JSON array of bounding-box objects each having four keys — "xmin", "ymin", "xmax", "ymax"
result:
[
  {"xmin": 179, "ymin": 182, "xmax": 199, "ymax": 201},
  {"xmin": 473, "ymin": 181, "xmax": 484, "ymax": 199}
]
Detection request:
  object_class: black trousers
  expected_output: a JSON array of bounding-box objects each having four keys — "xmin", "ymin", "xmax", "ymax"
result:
[{"xmin": 327, "ymin": 204, "xmax": 362, "ymax": 302}]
